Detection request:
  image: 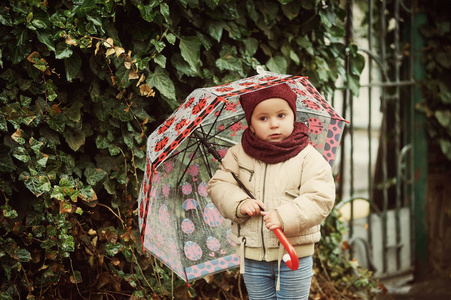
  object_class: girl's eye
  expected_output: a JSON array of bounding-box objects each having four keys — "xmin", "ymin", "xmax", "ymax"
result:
[
  {"xmin": 278, "ymin": 113, "xmax": 286, "ymax": 118},
  {"xmin": 259, "ymin": 117, "xmax": 267, "ymax": 121}
]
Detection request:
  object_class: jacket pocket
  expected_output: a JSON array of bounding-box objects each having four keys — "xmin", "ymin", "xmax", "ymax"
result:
[{"xmin": 238, "ymin": 164, "xmax": 255, "ymax": 182}]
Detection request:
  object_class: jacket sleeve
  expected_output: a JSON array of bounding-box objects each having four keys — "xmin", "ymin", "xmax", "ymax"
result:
[
  {"xmin": 207, "ymin": 146, "xmax": 251, "ymax": 224},
  {"xmin": 276, "ymin": 148, "xmax": 336, "ymax": 236}
]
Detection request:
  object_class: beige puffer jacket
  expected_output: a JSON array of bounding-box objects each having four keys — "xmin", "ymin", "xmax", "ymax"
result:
[{"xmin": 207, "ymin": 144, "xmax": 335, "ymax": 262}]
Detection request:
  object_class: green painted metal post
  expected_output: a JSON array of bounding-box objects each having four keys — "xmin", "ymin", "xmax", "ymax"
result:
[{"xmin": 412, "ymin": 12, "xmax": 428, "ymax": 280}]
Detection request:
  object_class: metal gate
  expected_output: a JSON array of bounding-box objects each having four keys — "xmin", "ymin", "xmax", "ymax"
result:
[{"xmin": 333, "ymin": 0, "xmax": 427, "ymax": 280}]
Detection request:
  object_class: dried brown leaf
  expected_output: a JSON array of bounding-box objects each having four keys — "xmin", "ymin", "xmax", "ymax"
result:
[
  {"xmin": 137, "ymin": 74, "xmax": 146, "ymax": 86},
  {"xmin": 106, "ymin": 48, "xmax": 115, "ymax": 57},
  {"xmin": 65, "ymin": 35, "xmax": 77, "ymax": 46},
  {"xmin": 129, "ymin": 69, "xmax": 139, "ymax": 80},
  {"xmin": 139, "ymin": 83, "xmax": 155, "ymax": 97},
  {"xmin": 115, "ymin": 46, "xmax": 125, "ymax": 57}
]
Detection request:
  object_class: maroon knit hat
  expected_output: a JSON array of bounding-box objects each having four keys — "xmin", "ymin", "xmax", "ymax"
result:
[{"xmin": 239, "ymin": 83, "xmax": 297, "ymax": 124}]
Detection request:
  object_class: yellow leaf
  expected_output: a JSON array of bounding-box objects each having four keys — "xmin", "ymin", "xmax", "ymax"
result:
[
  {"xmin": 88, "ymin": 229, "xmax": 97, "ymax": 235},
  {"xmin": 136, "ymin": 74, "xmax": 146, "ymax": 86},
  {"xmin": 38, "ymin": 264, "xmax": 48, "ymax": 271},
  {"xmin": 139, "ymin": 83, "xmax": 155, "ymax": 97},
  {"xmin": 106, "ymin": 48, "xmax": 115, "ymax": 57},
  {"xmin": 111, "ymin": 76, "xmax": 117, "ymax": 86},
  {"xmin": 95, "ymin": 41, "xmax": 101, "ymax": 55},
  {"xmin": 111, "ymin": 257, "xmax": 121, "ymax": 266},
  {"xmin": 115, "ymin": 46, "xmax": 125, "ymax": 57},
  {"xmin": 11, "ymin": 129, "xmax": 22, "ymax": 143},
  {"xmin": 129, "ymin": 69, "xmax": 139, "ymax": 80},
  {"xmin": 106, "ymin": 38, "xmax": 114, "ymax": 48},
  {"xmin": 124, "ymin": 61, "xmax": 132, "ymax": 69},
  {"xmin": 65, "ymin": 35, "xmax": 77, "ymax": 46}
]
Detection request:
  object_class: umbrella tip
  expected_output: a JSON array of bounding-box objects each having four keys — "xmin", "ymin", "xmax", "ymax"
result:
[{"xmin": 256, "ymin": 65, "xmax": 269, "ymax": 75}]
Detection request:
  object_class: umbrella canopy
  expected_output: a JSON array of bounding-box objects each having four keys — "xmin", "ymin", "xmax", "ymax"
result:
[{"xmin": 138, "ymin": 71, "xmax": 346, "ymax": 283}]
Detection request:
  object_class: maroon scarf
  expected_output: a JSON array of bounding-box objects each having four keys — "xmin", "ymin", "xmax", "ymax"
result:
[{"xmin": 241, "ymin": 122, "xmax": 309, "ymax": 164}]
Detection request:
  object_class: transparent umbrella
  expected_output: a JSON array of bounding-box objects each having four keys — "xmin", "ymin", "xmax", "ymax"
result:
[{"xmin": 137, "ymin": 71, "xmax": 346, "ymax": 283}]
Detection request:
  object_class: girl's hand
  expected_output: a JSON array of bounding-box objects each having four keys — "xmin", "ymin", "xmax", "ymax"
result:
[
  {"xmin": 261, "ymin": 210, "xmax": 282, "ymax": 231},
  {"xmin": 240, "ymin": 199, "xmax": 265, "ymax": 217}
]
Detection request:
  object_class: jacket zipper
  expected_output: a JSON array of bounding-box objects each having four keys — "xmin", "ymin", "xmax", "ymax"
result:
[{"xmin": 261, "ymin": 164, "xmax": 268, "ymax": 260}]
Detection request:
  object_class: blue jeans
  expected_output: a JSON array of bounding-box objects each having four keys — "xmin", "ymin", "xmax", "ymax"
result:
[{"xmin": 242, "ymin": 256, "xmax": 313, "ymax": 300}]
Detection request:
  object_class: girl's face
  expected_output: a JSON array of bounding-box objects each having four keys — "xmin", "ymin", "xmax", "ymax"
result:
[{"xmin": 249, "ymin": 98, "xmax": 295, "ymax": 142}]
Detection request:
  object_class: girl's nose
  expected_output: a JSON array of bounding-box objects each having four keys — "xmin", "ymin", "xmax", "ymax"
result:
[{"xmin": 270, "ymin": 118, "xmax": 279, "ymax": 128}]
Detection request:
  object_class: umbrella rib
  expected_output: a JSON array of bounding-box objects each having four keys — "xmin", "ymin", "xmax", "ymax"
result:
[
  {"xmin": 194, "ymin": 127, "xmax": 215, "ymax": 178},
  {"xmin": 175, "ymin": 135, "xmax": 199, "ymax": 187},
  {"xmin": 201, "ymin": 112, "xmax": 245, "ymax": 126}
]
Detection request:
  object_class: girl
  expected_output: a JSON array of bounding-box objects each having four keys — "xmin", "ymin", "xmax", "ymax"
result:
[{"xmin": 207, "ymin": 83, "xmax": 335, "ymax": 300}]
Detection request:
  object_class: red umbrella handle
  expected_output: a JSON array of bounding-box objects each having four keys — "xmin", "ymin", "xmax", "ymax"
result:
[{"xmin": 274, "ymin": 228, "xmax": 299, "ymax": 270}]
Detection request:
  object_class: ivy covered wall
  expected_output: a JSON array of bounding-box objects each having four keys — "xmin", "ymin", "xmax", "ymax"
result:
[{"xmin": 0, "ymin": 1, "xmax": 371, "ymax": 299}]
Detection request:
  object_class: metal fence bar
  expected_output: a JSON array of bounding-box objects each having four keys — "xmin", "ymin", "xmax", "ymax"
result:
[
  {"xmin": 394, "ymin": 0, "xmax": 403, "ymax": 272},
  {"xmin": 367, "ymin": 0, "xmax": 374, "ymax": 249},
  {"xmin": 339, "ymin": 0, "xmax": 417, "ymax": 279},
  {"xmin": 380, "ymin": 0, "xmax": 389, "ymax": 274}
]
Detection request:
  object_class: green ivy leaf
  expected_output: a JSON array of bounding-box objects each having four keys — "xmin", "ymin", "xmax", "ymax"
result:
[
  {"xmin": 179, "ymin": 36, "xmax": 201, "ymax": 72},
  {"xmin": 160, "ymin": 2, "xmax": 171, "ymax": 24},
  {"xmin": 146, "ymin": 66, "xmax": 176, "ymax": 100},
  {"xmin": 1, "ymin": 205, "xmax": 18, "ymax": 219},
  {"xmin": 13, "ymin": 147, "xmax": 30, "ymax": 163},
  {"xmin": 64, "ymin": 52, "xmax": 82, "ymax": 82},
  {"xmin": 350, "ymin": 53, "xmax": 365, "ymax": 76},
  {"xmin": 51, "ymin": 185, "xmax": 65, "ymax": 201},
  {"xmin": 36, "ymin": 30, "xmax": 55, "ymax": 52},
  {"xmin": 165, "ymin": 33, "xmax": 176, "ymax": 45},
  {"xmin": 10, "ymin": 28, "xmax": 31, "ymax": 64},
  {"xmin": 244, "ymin": 37, "xmax": 258, "ymax": 57},
  {"xmin": 137, "ymin": 3, "xmax": 159, "ymax": 22},
  {"xmin": 65, "ymin": 129, "xmax": 86, "ymax": 151},
  {"xmin": 105, "ymin": 242, "xmax": 123, "ymax": 256},
  {"xmin": 47, "ymin": 114, "xmax": 66, "ymax": 133},
  {"xmin": 319, "ymin": 7, "xmax": 336, "ymax": 28},
  {"xmin": 84, "ymin": 167, "xmax": 106, "ymax": 185},
  {"xmin": 207, "ymin": 20, "xmax": 225, "ymax": 42},
  {"xmin": 347, "ymin": 73, "xmax": 361, "ymax": 97},
  {"xmin": 266, "ymin": 56, "xmax": 287, "ymax": 74},
  {"xmin": 103, "ymin": 178, "xmax": 116, "ymax": 195},
  {"xmin": 22, "ymin": 175, "xmax": 51, "ymax": 197},
  {"xmin": 281, "ymin": 1, "xmax": 301, "ymax": 20},
  {"xmin": 96, "ymin": 135, "xmax": 110, "ymax": 149},
  {"xmin": 55, "ymin": 42, "xmax": 73, "ymax": 59},
  {"xmin": 216, "ymin": 55, "xmax": 242, "ymax": 72},
  {"xmin": 154, "ymin": 54, "xmax": 166, "ymax": 68},
  {"xmin": 0, "ymin": 147, "xmax": 16, "ymax": 172},
  {"xmin": 64, "ymin": 102, "xmax": 83, "ymax": 122},
  {"xmin": 171, "ymin": 53, "xmax": 197, "ymax": 77},
  {"xmin": 74, "ymin": 0, "xmax": 97, "ymax": 17},
  {"xmin": 439, "ymin": 138, "xmax": 451, "ymax": 160},
  {"xmin": 434, "ymin": 110, "xmax": 451, "ymax": 132},
  {"xmin": 79, "ymin": 185, "xmax": 97, "ymax": 202},
  {"xmin": 15, "ymin": 248, "xmax": 31, "ymax": 262}
]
